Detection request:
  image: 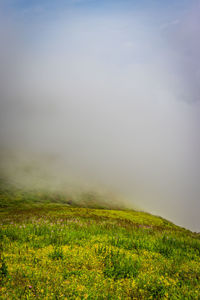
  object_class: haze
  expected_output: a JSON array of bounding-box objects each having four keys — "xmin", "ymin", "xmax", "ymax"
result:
[{"xmin": 0, "ymin": 0, "xmax": 199, "ymax": 231}]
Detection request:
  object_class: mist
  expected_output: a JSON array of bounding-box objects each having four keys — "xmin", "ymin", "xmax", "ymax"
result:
[{"xmin": 0, "ymin": 1, "xmax": 199, "ymax": 231}]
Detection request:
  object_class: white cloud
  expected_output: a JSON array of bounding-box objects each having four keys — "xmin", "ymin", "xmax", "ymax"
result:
[{"xmin": 0, "ymin": 5, "xmax": 199, "ymax": 230}]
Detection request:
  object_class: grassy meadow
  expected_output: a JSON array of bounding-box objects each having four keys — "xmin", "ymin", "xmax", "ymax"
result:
[{"xmin": 0, "ymin": 178, "xmax": 200, "ymax": 299}]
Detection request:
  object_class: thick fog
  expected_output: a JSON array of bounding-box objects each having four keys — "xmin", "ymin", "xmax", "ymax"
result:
[{"xmin": 0, "ymin": 1, "xmax": 199, "ymax": 231}]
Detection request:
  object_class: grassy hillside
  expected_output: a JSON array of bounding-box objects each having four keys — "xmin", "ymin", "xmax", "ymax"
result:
[{"xmin": 0, "ymin": 178, "xmax": 200, "ymax": 299}]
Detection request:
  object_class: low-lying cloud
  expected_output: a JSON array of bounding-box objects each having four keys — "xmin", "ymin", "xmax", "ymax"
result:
[{"xmin": 0, "ymin": 1, "xmax": 199, "ymax": 231}]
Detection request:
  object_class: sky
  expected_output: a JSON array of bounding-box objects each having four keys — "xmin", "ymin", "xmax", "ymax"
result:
[{"xmin": 0, "ymin": 0, "xmax": 200, "ymax": 231}]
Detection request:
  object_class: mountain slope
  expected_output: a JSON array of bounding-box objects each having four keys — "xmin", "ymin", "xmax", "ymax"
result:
[{"xmin": 0, "ymin": 180, "xmax": 200, "ymax": 299}]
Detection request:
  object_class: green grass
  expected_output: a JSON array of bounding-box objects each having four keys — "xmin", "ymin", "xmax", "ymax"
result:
[{"xmin": 0, "ymin": 177, "xmax": 200, "ymax": 299}]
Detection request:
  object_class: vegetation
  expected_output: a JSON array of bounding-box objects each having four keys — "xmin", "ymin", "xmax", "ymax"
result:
[{"xmin": 0, "ymin": 177, "xmax": 200, "ymax": 299}]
